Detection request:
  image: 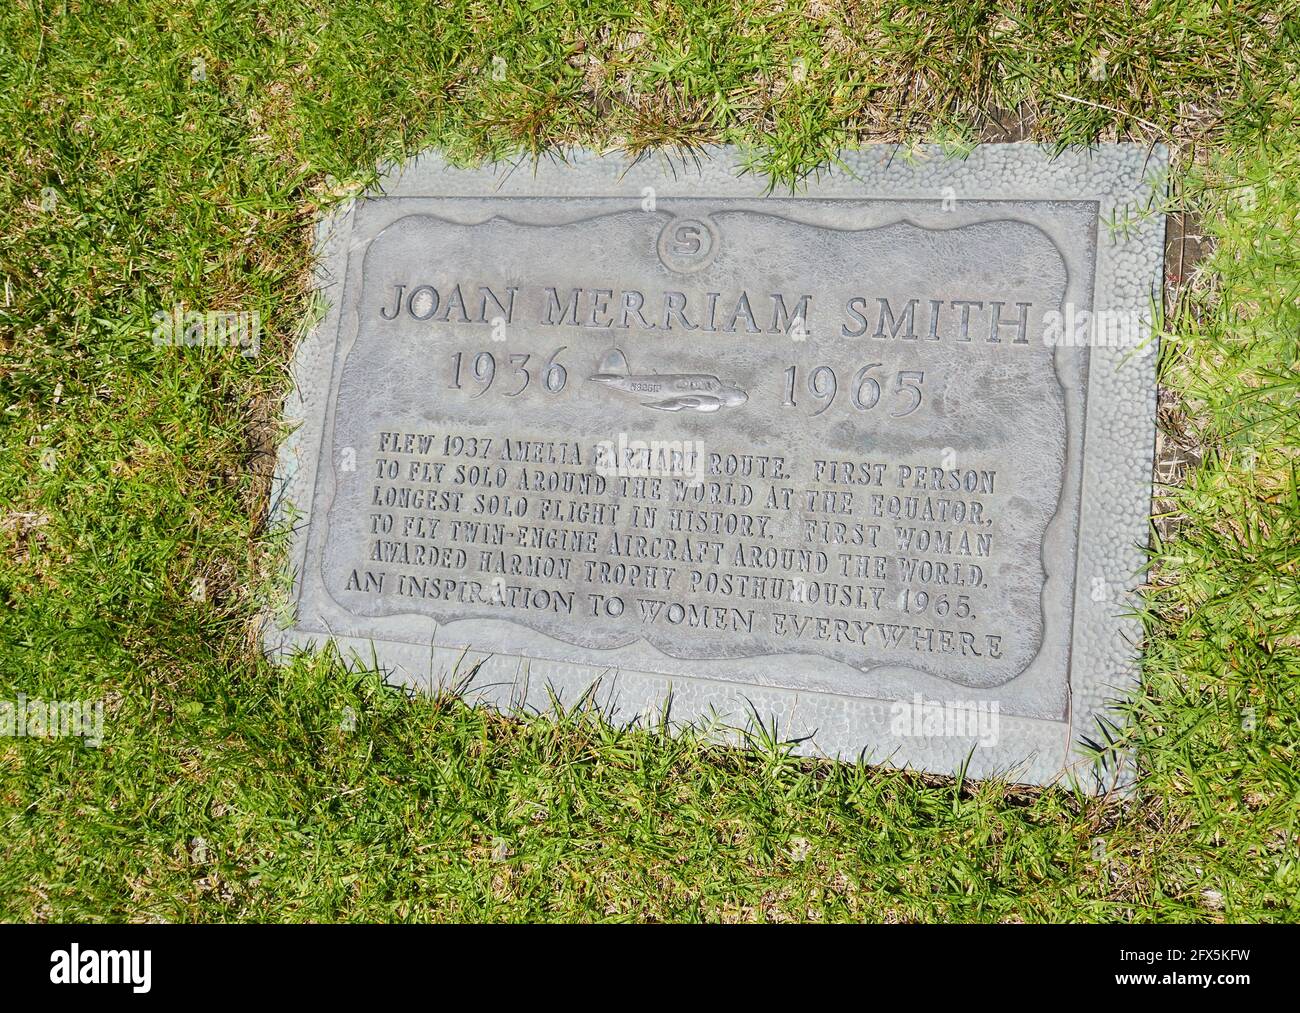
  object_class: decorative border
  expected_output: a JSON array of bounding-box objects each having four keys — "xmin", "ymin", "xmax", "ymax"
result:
[{"xmin": 267, "ymin": 144, "xmax": 1166, "ymax": 792}]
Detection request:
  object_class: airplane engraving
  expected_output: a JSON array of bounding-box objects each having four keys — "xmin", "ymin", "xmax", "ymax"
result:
[{"xmin": 586, "ymin": 348, "xmax": 748, "ymax": 413}]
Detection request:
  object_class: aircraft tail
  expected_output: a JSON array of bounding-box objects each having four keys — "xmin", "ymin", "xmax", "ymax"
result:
[{"xmin": 589, "ymin": 347, "xmax": 629, "ymax": 380}]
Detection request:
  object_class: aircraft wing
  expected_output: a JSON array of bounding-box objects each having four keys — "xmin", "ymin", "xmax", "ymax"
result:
[{"xmin": 642, "ymin": 395, "xmax": 723, "ymax": 413}]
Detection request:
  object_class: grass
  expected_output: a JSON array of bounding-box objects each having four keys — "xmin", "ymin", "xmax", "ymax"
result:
[{"xmin": 0, "ymin": 0, "xmax": 1297, "ymax": 922}]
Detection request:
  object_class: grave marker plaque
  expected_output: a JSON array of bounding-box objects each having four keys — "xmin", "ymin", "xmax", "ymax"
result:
[{"xmin": 270, "ymin": 145, "xmax": 1166, "ymax": 790}]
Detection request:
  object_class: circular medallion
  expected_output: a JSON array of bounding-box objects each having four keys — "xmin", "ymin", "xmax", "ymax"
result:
[{"xmin": 656, "ymin": 216, "xmax": 720, "ymax": 274}]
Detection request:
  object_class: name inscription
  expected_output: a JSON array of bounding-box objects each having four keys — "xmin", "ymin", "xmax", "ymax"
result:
[{"xmin": 378, "ymin": 280, "xmax": 1035, "ymax": 346}]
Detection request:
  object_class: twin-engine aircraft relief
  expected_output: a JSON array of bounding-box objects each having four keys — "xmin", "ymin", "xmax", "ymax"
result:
[{"xmin": 586, "ymin": 348, "xmax": 748, "ymax": 413}]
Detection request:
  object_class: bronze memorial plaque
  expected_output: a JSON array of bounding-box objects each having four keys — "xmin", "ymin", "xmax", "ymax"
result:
[{"xmin": 269, "ymin": 145, "xmax": 1166, "ymax": 790}]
